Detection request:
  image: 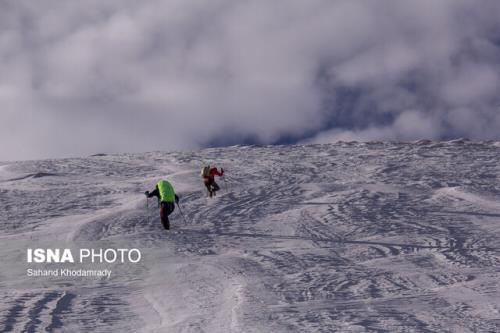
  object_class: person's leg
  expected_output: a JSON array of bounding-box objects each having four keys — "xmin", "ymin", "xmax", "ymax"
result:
[
  {"xmin": 206, "ymin": 181, "xmax": 213, "ymax": 197},
  {"xmin": 212, "ymin": 182, "xmax": 220, "ymax": 195},
  {"xmin": 160, "ymin": 203, "xmax": 170, "ymax": 229},
  {"xmin": 166, "ymin": 202, "xmax": 175, "ymax": 215}
]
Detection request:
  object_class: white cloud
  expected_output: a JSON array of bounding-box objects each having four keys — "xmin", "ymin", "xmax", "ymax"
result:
[
  {"xmin": 1, "ymin": 0, "xmax": 500, "ymax": 160},
  {"xmin": 308, "ymin": 110, "xmax": 441, "ymax": 143},
  {"xmin": 442, "ymin": 64, "xmax": 499, "ymax": 106}
]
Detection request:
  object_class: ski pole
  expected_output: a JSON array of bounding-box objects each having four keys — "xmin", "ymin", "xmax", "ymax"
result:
[{"xmin": 176, "ymin": 202, "xmax": 188, "ymax": 224}]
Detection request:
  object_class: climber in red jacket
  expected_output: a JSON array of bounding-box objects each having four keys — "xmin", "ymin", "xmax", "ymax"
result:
[{"xmin": 201, "ymin": 166, "xmax": 224, "ymax": 197}]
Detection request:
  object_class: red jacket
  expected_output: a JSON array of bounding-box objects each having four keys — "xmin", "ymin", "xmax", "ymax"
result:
[{"xmin": 203, "ymin": 167, "xmax": 223, "ymax": 183}]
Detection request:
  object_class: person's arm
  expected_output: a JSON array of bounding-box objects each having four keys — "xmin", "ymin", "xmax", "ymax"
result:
[
  {"xmin": 214, "ymin": 168, "xmax": 224, "ymax": 177},
  {"xmin": 145, "ymin": 188, "xmax": 159, "ymax": 198}
]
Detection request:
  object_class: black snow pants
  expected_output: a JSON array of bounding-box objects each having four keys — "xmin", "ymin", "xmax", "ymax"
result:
[
  {"xmin": 205, "ymin": 179, "xmax": 220, "ymax": 196},
  {"xmin": 160, "ymin": 202, "xmax": 175, "ymax": 229}
]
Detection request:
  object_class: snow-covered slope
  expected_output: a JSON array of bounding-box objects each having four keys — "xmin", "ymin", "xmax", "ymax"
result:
[{"xmin": 1, "ymin": 141, "xmax": 499, "ymax": 332}]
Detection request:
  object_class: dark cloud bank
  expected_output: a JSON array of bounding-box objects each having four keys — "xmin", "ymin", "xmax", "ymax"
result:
[{"xmin": 1, "ymin": 0, "xmax": 500, "ymax": 160}]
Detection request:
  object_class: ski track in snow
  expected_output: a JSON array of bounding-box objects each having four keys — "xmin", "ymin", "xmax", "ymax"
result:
[{"xmin": 1, "ymin": 141, "xmax": 500, "ymax": 332}]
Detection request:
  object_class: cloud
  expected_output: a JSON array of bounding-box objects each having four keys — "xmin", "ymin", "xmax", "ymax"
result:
[
  {"xmin": 1, "ymin": 0, "xmax": 500, "ymax": 160},
  {"xmin": 307, "ymin": 110, "xmax": 442, "ymax": 143}
]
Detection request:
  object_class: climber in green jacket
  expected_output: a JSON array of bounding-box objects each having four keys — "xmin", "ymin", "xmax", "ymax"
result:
[{"xmin": 145, "ymin": 180, "xmax": 179, "ymax": 230}]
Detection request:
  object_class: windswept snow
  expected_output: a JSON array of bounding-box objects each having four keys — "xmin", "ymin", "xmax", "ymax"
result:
[{"xmin": 1, "ymin": 142, "xmax": 499, "ymax": 332}]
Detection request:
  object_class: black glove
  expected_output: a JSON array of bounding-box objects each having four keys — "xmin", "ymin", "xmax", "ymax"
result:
[
  {"xmin": 144, "ymin": 191, "xmax": 150, "ymax": 197},
  {"xmin": 221, "ymin": 168, "xmax": 224, "ymax": 175}
]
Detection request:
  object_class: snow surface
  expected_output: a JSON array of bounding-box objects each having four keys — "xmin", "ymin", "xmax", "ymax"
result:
[{"xmin": 1, "ymin": 141, "xmax": 500, "ymax": 332}]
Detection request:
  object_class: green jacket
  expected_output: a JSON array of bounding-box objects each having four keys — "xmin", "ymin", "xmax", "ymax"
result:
[{"xmin": 147, "ymin": 180, "xmax": 178, "ymax": 203}]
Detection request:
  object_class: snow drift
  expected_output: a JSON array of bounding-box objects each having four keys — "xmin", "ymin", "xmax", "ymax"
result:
[{"xmin": 0, "ymin": 142, "xmax": 499, "ymax": 332}]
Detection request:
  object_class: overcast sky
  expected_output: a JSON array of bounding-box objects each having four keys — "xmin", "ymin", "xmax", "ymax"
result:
[{"xmin": 1, "ymin": 0, "xmax": 500, "ymax": 160}]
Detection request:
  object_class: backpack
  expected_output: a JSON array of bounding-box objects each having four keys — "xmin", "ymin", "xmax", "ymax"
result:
[{"xmin": 201, "ymin": 166, "xmax": 210, "ymax": 177}]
